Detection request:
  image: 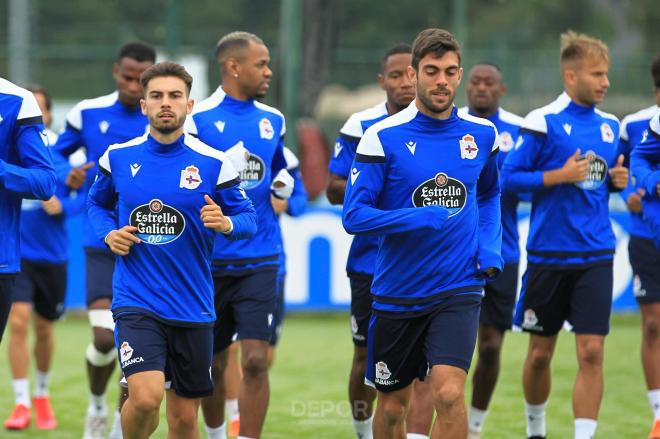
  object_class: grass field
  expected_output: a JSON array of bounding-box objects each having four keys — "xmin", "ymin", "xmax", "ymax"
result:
[{"xmin": 0, "ymin": 312, "xmax": 652, "ymax": 438}]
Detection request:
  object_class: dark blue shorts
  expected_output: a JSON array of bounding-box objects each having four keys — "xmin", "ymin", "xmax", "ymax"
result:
[
  {"xmin": 514, "ymin": 262, "xmax": 613, "ymax": 336},
  {"xmin": 269, "ymin": 275, "xmax": 286, "ymax": 346},
  {"xmin": 212, "ymin": 268, "xmax": 278, "ymax": 353},
  {"xmin": 482, "ymin": 263, "xmax": 518, "ymax": 331},
  {"xmin": 628, "ymin": 236, "xmax": 660, "ymax": 304},
  {"xmin": 365, "ymin": 293, "xmax": 481, "ymax": 392},
  {"xmin": 85, "ymin": 247, "xmax": 115, "ymax": 306},
  {"xmin": 349, "ymin": 274, "xmax": 373, "ymax": 347},
  {"xmin": 114, "ymin": 313, "xmax": 214, "ymax": 398},
  {"xmin": 13, "ymin": 259, "xmax": 67, "ymax": 321}
]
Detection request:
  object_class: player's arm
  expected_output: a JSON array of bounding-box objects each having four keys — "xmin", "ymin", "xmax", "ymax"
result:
[
  {"xmin": 269, "ymin": 138, "xmax": 294, "ymax": 214},
  {"xmin": 209, "ymin": 158, "xmax": 257, "ymax": 240},
  {"xmin": 52, "ymin": 107, "xmax": 94, "ymax": 189},
  {"xmin": 477, "ymin": 136, "xmax": 503, "ymax": 278},
  {"xmin": 0, "ymin": 95, "xmax": 56, "ymax": 200},
  {"xmin": 278, "ymin": 147, "xmax": 306, "ymax": 217},
  {"xmin": 342, "ymin": 129, "xmax": 449, "ymax": 235},
  {"xmin": 326, "ymin": 134, "xmax": 357, "ymax": 205},
  {"xmin": 631, "ymin": 119, "xmax": 660, "ymax": 198},
  {"xmin": 616, "ymin": 136, "xmax": 644, "ymax": 212}
]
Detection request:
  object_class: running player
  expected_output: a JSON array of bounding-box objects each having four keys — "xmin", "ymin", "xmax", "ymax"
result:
[
  {"xmin": 52, "ymin": 42, "xmax": 155, "ymax": 439},
  {"xmin": 87, "ymin": 61, "xmax": 256, "ymax": 439},
  {"xmin": 457, "ymin": 63, "xmax": 524, "ymax": 439},
  {"xmin": 343, "ymin": 28, "xmax": 502, "ymax": 439},
  {"xmin": 502, "ymin": 31, "xmax": 628, "ymax": 439},
  {"xmin": 185, "ymin": 31, "xmax": 291, "ymax": 439}
]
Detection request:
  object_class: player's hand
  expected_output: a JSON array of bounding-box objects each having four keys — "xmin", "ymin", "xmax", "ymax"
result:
[
  {"xmin": 608, "ymin": 154, "xmax": 628, "ymax": 190},
  {"xmin": 271, "ymin": 194, "xmax": 288, "ymax": 214},
  {"xmin": 66, "ymin": 161, "xmax": 94, "ymax": 189},
  {"xmin": 483, "ymin": 267, "xmax": 499, "ymax": 278},
  {"xmin": 626, "ymin": 188, "xmax": 645, "ymax": 213},
  {"xmin": 201, "ymin": 194, "xmax": 232, "ymax": 233},
  {"xmin": 42, "ymin": 196, "xmax": 63, "ymax": 215},
  {"xmin": 105, "ymin": 226, "xmax": 140, "ymax": 256},
  {"xmin": 560, "ymin": 149, "xmax": 589, "ymax": 183}
]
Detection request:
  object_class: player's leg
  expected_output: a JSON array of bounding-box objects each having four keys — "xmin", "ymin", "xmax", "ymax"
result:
[
  {"xmin": 238, "ymin": 338, "xmax": 270, "ymax": 437},
  {"xmin": 5, "ymin": 265, "xmax": 35, "ymax": 430},
  {"xmin": 629, "ymin": 236, "xmax": 660, "ymax": 437},
  {"xmin": 425, "ymin": 294, "xmax": 481, "ymax": 439},
  {"xmin": 406, "ymin": 378, "xmax": 433, "ymax": 438},
  {"xmin": 165, "ymin": 392, "xmax": 201, "ymax": 439},
  {"xmin": 348, "ymin": 275, "xmax": 377, "ymax": 437},
  {"xmin": 225, "ymin": 342, "xmax": 241, "ymax": 436},
  {"xmin": 122, "ymin": 371, "xmax": 164, "ymax": 438},
  {"xmin": 266, "ymin": 274, "xmax": 286, "ymax": 369},
  {"xmin": 569, "ymin": 263, "xmax": 612, "ymax": 439},
  {"xmin": 0, "ymin": 275, "xmax": 15, "ymax": 343},
  {"xmin": 31, "ymin": 261, "xmax": 67, "ymax": 430},
  {"xmin": 374, "ymin": 386, "xmax": 414, "ymax": 439},
  {"xmin": 202, "ymin": 350, "xmax": 230, "ymax": 433},
  {"xmin": 84, "ymin": 248, "xmax": 117, "ymax": 439}
]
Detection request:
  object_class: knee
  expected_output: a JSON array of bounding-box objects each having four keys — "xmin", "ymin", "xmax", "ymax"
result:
[
  {"xmin": 131, "ymin": 391, "xmax": 162, "ymax": 415},
  {"xmin": 168, "ymin": 406, "xmax": 197, "ymax": 432},
  {"xmin": 352, "ymin": 349, "xmax": 368, "ymax": 374},
  {"xmin": 528, "ymin": 346, "xmax": 553, "ymax": 371},
  {"xmin": 379, "ymin": 397, "xmax": 407, "ymax": 425},
  {"xmin": 577, "ymin": 341, "xmax": 603, "ymax": 368},
  {"xmin": 432, "ymin": 381, "xmax": 464, "ymax": 413},
  {"xmin": 478, "ymin": 339, "xmax": 502, "ymax": 367},
  {"xmin": 242, "ymin": 351, "xmax": 268, "ymax": 379},
  {"xmin": 210, "ymin": 357, "xmax": 227, "ymax": 381},
  {"xmin": 8, "ymin": 310, "xmax": 28, "ymax": 336},
  {"xmin": 93, "ymin": 328, "xmax": 115, "ymax": 353},
  {"xmin": 643, "ymin": 316, "xmax": 660, "ymax": 341}
]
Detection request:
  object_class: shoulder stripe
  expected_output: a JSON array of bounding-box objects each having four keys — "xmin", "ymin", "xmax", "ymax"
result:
[
  {"xmin": 66, "ymin": 91, "xmax": 118, "ymax": 131},
  {"xmin": 283, "ymin": 147, "xmax": 300, "ymax": 170},
  {"xmin": 98, "ymin": 133, "xmax": 148, "ymax": 174},
  {"xmin": 340, "ymin": 101, "xmax": 388, "ymax": 138},
  {"xmin": 457, "ymin": 111, "xmax": 497, "ymax": 128},
  {"xmin": 521, "ymin": 93, "xmax": 571, "ymax": 134},
  {"xmin": 182, "ymin": 134, "xmax": 239, "ymax": 186},
  {"xmin": 594, "ymin": 108, "xmax": 620, "ymax": 124},
  {"xmin": 355, "ymin": 153, "xmax": 386, "ymax": 164},
  {"xmin": 0, "ymin": 78, "xmax": 43, "ymax": 121},
  {"xmin": 651, "ymin": 112, "xmax": 660, "ymax": 137},
  {"xmin": 498, "ymin": 108, "xmax": 524, "ymax": 126},
  {"xmin": 621, "ymin": 105, "xmax": 658, "ymax": 140},
  {"xmin": 190, "ymin": 86, "xmax": 226, "ymax": 116},
  {"xmin": 253, "ymin": 100, "xmax": 286, "ymax": 136},
  {"xmin": 216, "ymin": 176, "xmax": 241, "ymax": 190},
  {"xmin": 15, "ymin": 115, "xmax": 43, "ymax": 127},
  {"xmin": 519, "ymin": 127, "xmax": 547, "ymax": 138}
]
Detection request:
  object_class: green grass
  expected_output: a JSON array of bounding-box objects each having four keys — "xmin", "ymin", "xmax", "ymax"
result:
[{"xmin": 0, "ymin": 312, "xmax": 651, "ymax": 438}]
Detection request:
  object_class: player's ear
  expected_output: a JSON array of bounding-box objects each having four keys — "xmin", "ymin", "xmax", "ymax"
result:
[
  {"xmin": 500, "ymin": 82, "xmax": 507, "ymax": 96},
  {"xmin": 407, "ymin": 65, "xmax": 416, "ymax": 84},
  {"xmin": 186, "ymin": 98, "xmax": 194, "ymax": 115},
  {"xmin": 112, "ymin": 63, "xmax": 120, "ymax": 81},
  {"xmin": 377, "ymin": 73, "xmax": 385, "ymax": 91},
  {"xmin": 140, "ymin": 98, "xmax": 147, "ymax": 116},
  {"xmin": 457, "ymin": 67, "xmax": 463, "ymax": 82}
]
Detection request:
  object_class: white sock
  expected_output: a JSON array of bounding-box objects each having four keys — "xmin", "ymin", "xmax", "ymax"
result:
[
  {"xmin": 13, "ymin": 378, "xmax": 30, "ymax": 407},
  {"xmin": 648, "ymin": 389, "xmax": 660, "ymax": 420},
  {"xmin": 109, "ymin": 409, "xmax": 122, "ymax": 437},
  {"xmin": 524, "ymin": 401, "xmax": 547, "ymax": 437},
  {"xmin": 574, "ymin": 418, "xmax": 597, "ymax": 439},
  {"xmin": 205, "ymin": 422, "xmax": 227, "ymax": 439},
  {"xmin": 226, "ymin": 398, "xmax": 240, "ymax": 419},
  {"xmin": 88, "ymin": 391, "xmax": 107, "ymax": 416},
  {"xmin": 34, "ymin": 371, "xmax": 50, "ymax": 397},
  {"xmin": 353, "ymin": 416, "xmax": 373, "ymax": 439},
  {"xmin": 407, "ymin": 434, "xmax": 429, "ymax": 439},
  {"xmin": 468, "ymin": 406, "xmax": 488, "ymax": 433},
  {"xmin": 237, "ymin": 436, "xmax": 256, "ymax": 439}
]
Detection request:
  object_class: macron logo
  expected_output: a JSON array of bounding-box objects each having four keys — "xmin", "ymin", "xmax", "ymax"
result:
[
  {"xmin": 130, "ymin": 163, "xmax": 142, "ymax": 177},
  {"xmin": 99, "ymin": 120, "xmax": 110, "ymax": 134},
  {"xmin": 405, "ymin": 140, "xmax": 417, "ymax": 155},
  {"xmin": 215, "ymin": 120, "xmax": 226, "ymax": 133},
  {"xmin": 563, "ymin": 123, "xmax": 572, "ymax": 136},
  {"xmin": 350, "ymin": 167, "xmax": 360, "ymax": 185},
  {"xmin": 0, "ymin": 113, "xmax": 3, "ymax": 124},
  {"xmin": 334, "ymin": 141, "xmax": 343, "ymax": 158}
]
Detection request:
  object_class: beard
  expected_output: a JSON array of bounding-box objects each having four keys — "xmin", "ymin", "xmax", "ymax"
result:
[
  {"xmin": 150, "ymin": 114, "xmax": 185, "ymax": 134},
  {"xmin": 417, "ymin": 88, "xmax": 454, "ymax": 114}
]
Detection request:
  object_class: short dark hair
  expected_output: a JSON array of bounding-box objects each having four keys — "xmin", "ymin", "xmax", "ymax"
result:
[
  {"xmin": 118, "ymin": 41, "xmax": 156, "ymax": 63},
  {"xmin": 25, "ymin": 85, "xmax": 51, "ymax": 111},
  {"xmin": 472, "ymin": 61, "xmax": 501, "ymax": 72},
  {"xmin": 652, "ymin": 55, "xmax": 660, "ymax": 88},
  {"xmin": 381, "ymin": 43, "xmax": 412, "ymax": 71},
  {"xmin": 411, "ymin": 28, "xmax": 461, "ymax": 71},
  {"xmin": 140, "ymin": 61, "xmax": 193, "ymax": 95},
  {"xmin": 215, "ymin": 31, "xmax": 264, "ymax": 66}
]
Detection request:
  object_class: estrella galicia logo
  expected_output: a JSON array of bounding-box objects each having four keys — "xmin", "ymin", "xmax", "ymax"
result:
[
  {"xmin": 575, "ymin": 150, "xmax": 608, "ymax": 190},
  {"xmin": 239, "ymin": 153, "xmax": 266, "ymax": 190},
  {"xmin": 129, "ymin": 199, "xmax": 186, "ymax": 245},
  {"xmin": 412, "ymin": 172, "xmax": 467, "ymax": 217}
]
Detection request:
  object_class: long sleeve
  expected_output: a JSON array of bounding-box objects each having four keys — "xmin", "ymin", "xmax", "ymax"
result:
[
  {"xmin": 286, "ymin": 166, "xmax": 307, "ymax": 216},
  {"xmin": 87, "ymin": 170, "xmax": 118, "ymax": 243},
  {"xmin": 214, "ymin": 183, "xmax": 257, "ymax": 240},
  {"xmin": 631, "ymin": 134, "xmax": 660, "ymax": 198},
  {"xmin": 0, "ymin": 122, "xmax": 56, "ymax": 200},
  {"xmin": 477, "ymin": 154, "xmax": 503, "ymax": 273},
  {"xmin": 501, "ymin": 131, "xmax": 547, "ymax": 193},
  {"xmin": 60, "ymin": 190, "xmax": 86, "ymax": 217}
]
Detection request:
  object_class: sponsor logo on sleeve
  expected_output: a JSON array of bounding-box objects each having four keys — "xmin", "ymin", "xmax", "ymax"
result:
[
  {"xmin": 129, "ymin": 199, "xmax": 186, "ymax": 245},
  {"xmin": 575, "ymin": 150, "xmax": 608, "ymax": 190},
  {"xmin": 412, "ymin": 172, "xmax": 467, "ymax": 216},
  {"xmin": 334, "ymin": 141, "xmax": 343, "ymax": 158}
]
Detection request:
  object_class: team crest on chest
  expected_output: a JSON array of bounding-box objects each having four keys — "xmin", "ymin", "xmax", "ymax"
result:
[
  {"xmin": 459, "ymin": 134, "xmax": 479, "ymax": 159},
  {"xmin": 259, "ymin": 118, "xmax": 275, "ymax": 140},
  {"xmin": 498, "ymin": 131, "xmax": 514, "ymax": 152},
  {"xmin": 600, "ymin": 123, "xmax": 614, "ymax": 143},
  {"xmin": 179, "ymin": 165, "xmax": 203, "ymax": 190}
]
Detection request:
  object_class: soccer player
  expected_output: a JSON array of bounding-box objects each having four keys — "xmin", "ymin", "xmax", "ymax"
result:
[
  {"xmin": 501, "ymin": 32, "xmax": 628, "ymax": 439},
  {"xmin": 52, "ymin": 41, "xmax": 155, "ymax": 439},
  {"xmin": 343, "ymin": 28, "xmax": 502, "ymax": 439},
  {"xmin": 327, "ymin": 43, "xmax": 433, "ymax": 439},
  {"xmin": 457, "ymin": 63, "xmax": 524, "ymax": 439},
  {"xmin": 0, "ymin": 78, "xmax": 56, "ymax": 345},
  {"xmin": 4, "ymin": 86, "xmax": 85, "ymax": 431},
  {"xmin": 87, "ymin": 61, "xmax": 256, "ymax": 439},
  {"xmin": 185, "ymin": 31, "xmax": 291, "ymax": 439},
  {"xmin": 620, "ymin": 56, "xmax": 660, "ymax": 439}
]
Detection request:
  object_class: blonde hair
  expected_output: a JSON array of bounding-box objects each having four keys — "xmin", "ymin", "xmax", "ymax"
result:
[{"xmin": 560, "ymin": 31, "xmax": 609, "ymax": 68}]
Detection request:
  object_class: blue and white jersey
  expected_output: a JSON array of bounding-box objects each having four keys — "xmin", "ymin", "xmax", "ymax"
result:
[
  {"xmin": 620, "ymin": 104, "xmax": 658, "ymax": 239},
  {"xmin": 87, "ymin": 133, "xmax": 257, "ymax": 326},
  {"xmin": 343, "ymin": 103, "xmax": 502, "ymax": 316},
  {"xmin": 186, "ymin": 86, "xmax": 288, "ymax": 274},
  {"xmin": 501, "ymin": 92, "xmax": 620, "ymax": 267},
  {"xmin": 278, "ymin": 147, "xmax": 307, "ymax": 278},
  {"xmin": 53, "ymin": 91, "xmax": 148, "ymax": 249},
  {"xmin": 329, "ymin": 102, "xmax": 389, "ymax": 277},
  {"xmin": 459, "ymin": 107, "xmax": 524, "ymax": 264},
  {"xmin": 631, "ymin": 111, "xmax": 660, "ymax": 246},
  {"xmin": 0, "ymin": 78, "xmax": 57, "ymax": 274},
  {"xmin": 20, "ymin": 131, "xmax": 86, "ymax": 263}
]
